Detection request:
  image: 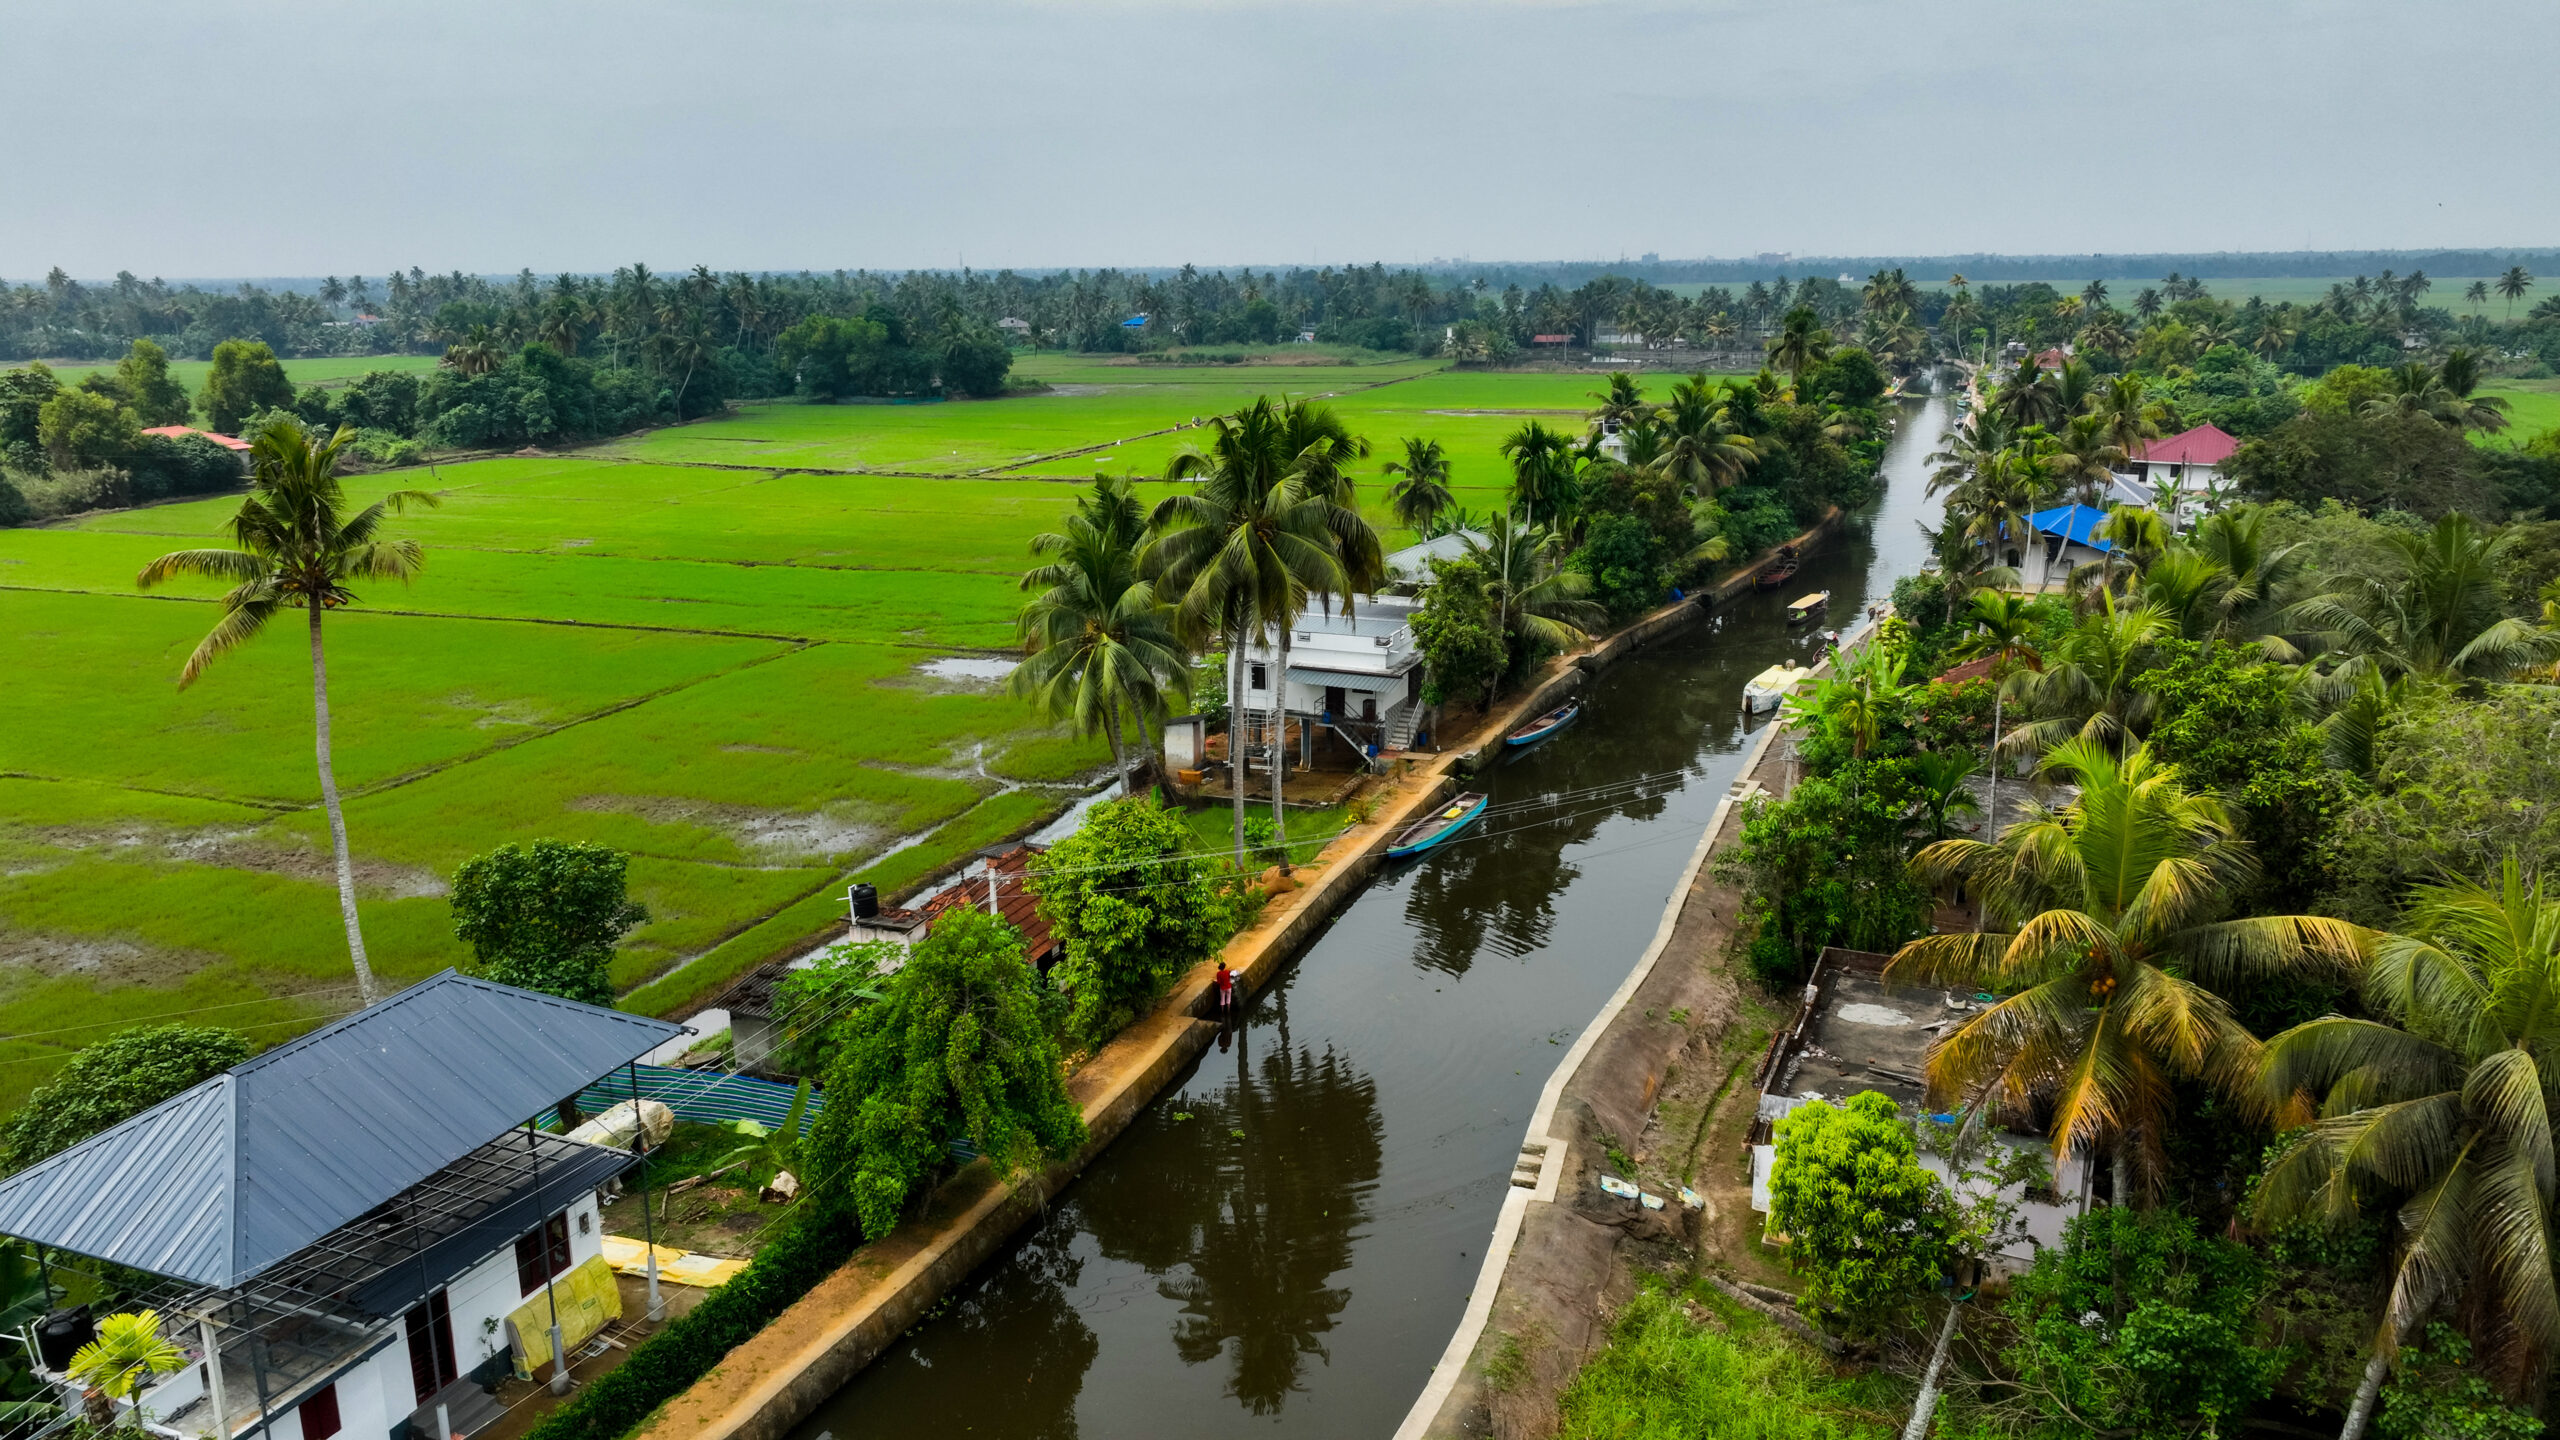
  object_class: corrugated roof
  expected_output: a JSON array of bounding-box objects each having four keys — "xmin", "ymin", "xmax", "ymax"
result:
[
  {"xmin": 0, "ymin": 971, "xmax": 681, "ymax": 1287},
  {"xmin": 916, "ymin": 845, "xmax": 1058, "ymax": 963},
  {"xmin": 1286, "ymin": 664, "xmax": 1406, "ymax": 691}
]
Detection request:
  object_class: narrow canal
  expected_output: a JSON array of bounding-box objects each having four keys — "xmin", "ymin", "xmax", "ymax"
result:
[{"xmin": 793, "ymin": 395, "xmax": 1949, "ymax": 1438}]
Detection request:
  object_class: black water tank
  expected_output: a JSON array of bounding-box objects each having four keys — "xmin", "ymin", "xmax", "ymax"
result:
[
  {"xmin": 850, "ymin": 883, "xmax": 879, "ymax": 919},
  {"xmin": 36, "ymin": 1305, "xmax": 93, "ymax": 1372}
]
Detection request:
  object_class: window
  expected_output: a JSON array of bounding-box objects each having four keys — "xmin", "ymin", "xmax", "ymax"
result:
[
  {"xmin": 514, "ymin": 1210, "xmax": 572, "ymax": 1296},
  {"xmin": 1248, "ymin": 663, "xmax": 1267, "ymax": 691},
  {"xmin": 298, "ymin": 1385, "xmax": 341, "ymax": 1440}
]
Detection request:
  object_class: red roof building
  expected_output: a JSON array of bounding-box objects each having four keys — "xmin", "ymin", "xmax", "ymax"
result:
[
  {"xmin": 914, "ymin": 843, "xmax": 1060, "ymax": 967},
  {"xmin": 142, "ymin": 425, "xmax": 252, "ymax": 453},
  {"xmin": 2133, "ymin": 423, "xmax": 2240, "ymax": 468},
  {"xmin": 1530, "ymin": 334, "xmax": 1572, "ymax": 345}
]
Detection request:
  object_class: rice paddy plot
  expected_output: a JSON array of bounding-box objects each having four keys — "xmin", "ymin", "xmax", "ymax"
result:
[
  {"xmin": 1, "ymin": 587, "xmax": 785, "ymax": 803},
  {"xmin": 18, "ymin": 351, "xmax": 446, "ymax": 398},
  {"xmin": 1007, "ymin": 349, "xmax": 1442, "ymax": 388},
  {"xmin": 604, "ymin": 387, "xmax": 1254, "ymax": 473}
]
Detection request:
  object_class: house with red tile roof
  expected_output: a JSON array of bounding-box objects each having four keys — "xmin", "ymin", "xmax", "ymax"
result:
[{"xmin": 2107, "ymin": 423, "xmax": 2240, "ymax": 521}]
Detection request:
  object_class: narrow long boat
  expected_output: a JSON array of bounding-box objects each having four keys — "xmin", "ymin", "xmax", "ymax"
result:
[
  {"xmin": 1786, "ymin": 590, "xmax": 1830, "ymax": 625},
  {"xmin": 1387, "ymin": 792, "xmax": 1489, "ymax": 860},
  {"xmin": 1755, "ymin": 547, "xmax": 1800, "ymax": 591},
  {"xmin": 1505, "ymin": 699, "xmax": 1582, "ymax": 748}
]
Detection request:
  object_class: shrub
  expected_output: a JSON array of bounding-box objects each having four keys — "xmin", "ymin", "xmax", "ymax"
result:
[
  {"xmin": 1766, "ymin": 1091, "xmax": 1950, "ymax": 1338},
  {"xmin": 801, "ymin": 907, "xmax": 1084, "ymax": 1239},
  {"xmin": 1030, "ymin": 796, "xmax": 1240, "ymax": 1049},
  {"xmin": 2001, "ymin": 1206, "xmax": 2273, "ymax": 1439}
]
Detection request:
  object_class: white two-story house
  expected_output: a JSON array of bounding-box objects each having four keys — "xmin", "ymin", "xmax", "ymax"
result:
[
  {"xmin": 0, "ymin": 973, "xmax": 683, "ymax": 1440},
  {"xmin": 1231, "ymin": 593, "xmax": 1429, "ymax": 767}
]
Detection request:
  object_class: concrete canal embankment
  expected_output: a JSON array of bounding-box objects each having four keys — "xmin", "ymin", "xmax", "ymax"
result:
[{"xmin": 634, "ymin": 516, "xmax": 1846, "ymax": 1440}]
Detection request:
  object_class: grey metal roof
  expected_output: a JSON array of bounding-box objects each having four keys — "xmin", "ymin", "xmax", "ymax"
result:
[{"xmin": 0, "ymin": 970, "xmax": 682, "ymax": 1287}]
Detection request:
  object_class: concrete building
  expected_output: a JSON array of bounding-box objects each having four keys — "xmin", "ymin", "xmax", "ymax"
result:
[{"xmin": 1228, "ymin": 594, "xmax": 1427, "ymax": 766}]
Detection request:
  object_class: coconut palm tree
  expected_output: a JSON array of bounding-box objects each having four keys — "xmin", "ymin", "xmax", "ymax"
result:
[
  {"xmin": 1988, "ymin": 356, "xmax": 2065, "ymax": 431},
  {"xmin": 1270, "ymin": 399, "xmax": 1383, "ymax": 839},
  {"xmin": 68, "ymin": 1311, "xmax": 185, "ymax": 1429},
  {"xmin": 2004, "ymin": 592, "xmax": 2172, "ymax": 758},
  {"xmin": 1889, "ymin": 738, "xmax": 2367, "ymax": 1199},
  {"xmin": 2286, "ymin": 513, "xmax": 2560, "ymax": 682},
  {"xmin": 1945, "ymin": 589, "xmax": 2044, "ymax": 838},
  {"xmin": 1906, "ymin": 750, "xmax": 1984, "ymax": 841},
  {"xmin": 1766, "ymin": 306, "xmax": 1833, "ymax": 387},
  {"xmin": 2091, "ymin": 375, "xmax": 2166, "ymax": 465},
  {"xmin": 1150, "ymin": 398, "xmax": 1358, "ymax": 863},
  {"xmin": 136, "ymin": 421, "xmax": 437, "ymax": 1006},
  {"xmin": 1382, "ymin": 436, "xmax": 1454, "ymax": 535},
  {"xmin": 2464, "ymin": 280, "xmax": 2491, "ymax": 312},
  {"xmin": 1650, "ymin": 374, "xmax": 1758, "ymax": 497},
  {"xmin": 1586, "ymin": 372, "xmax": 1649, "ymax": 433},
  {"xmin": 1013, "ymin": 476, "xmax": 1190, "ymax": 795},
  {"xmin": 2497, "ymin": 265, "xmax": 2535, "ymax": 320},
  {"xmin": 1464, "ymin": 512, "xmax": 1605, "ymax": 662},
  {"xmin": 2050, "ymin": 413, "xmax": 2125, "ymax": 507},
  {"xmin": 441, "ymin": 324, "xmax": 502, "ymax": 377},
  {"xmin": 2254, "ymin": 859, "xmax": 2560, "ymax": 1440},
  {"xmin": 1498, "ymin": 419, "xmax": 1578, "ymax": 534}
]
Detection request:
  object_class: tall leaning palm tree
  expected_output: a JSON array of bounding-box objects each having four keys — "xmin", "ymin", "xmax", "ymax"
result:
[
  {"xmin": 1889, "ymin": 738, "xmax": 2368, "ymax": 1200},
  {"xmin": 1013, "ymin": 477, "xmax": 1189, "ymax": 794},
  {"xmin": 1382, "ymin": 436, "xmax": 1454, "ymax": 535},
  {"xmin": 1270, "ymin": 399, "xmax": 1382, "ymax": 842},
  {"xmin": 2254, "ymin": 859, "xmax": 2560, "ymax": 1440},
  {"xmin": 137, "ymin": 421, "xmax": 439, "ymax": 1006}
]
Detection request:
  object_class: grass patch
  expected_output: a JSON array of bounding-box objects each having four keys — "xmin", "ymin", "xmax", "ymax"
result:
[{"xmin": 1557, "ymin": 1284, "xmax": 1906, "ymax": 1439}]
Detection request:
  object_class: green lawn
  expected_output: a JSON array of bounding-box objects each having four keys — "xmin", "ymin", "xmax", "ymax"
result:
[
  {"xmin": 0, "ymin": 360, "xmax": 1623, "ymax": 1110},
  {"xmin": 2482, "ymin": 381, "xmax": 2560, "ymax": 444}
]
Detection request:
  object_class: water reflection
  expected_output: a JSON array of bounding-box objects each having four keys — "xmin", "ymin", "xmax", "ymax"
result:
[
  {"xmin": 1077, "ymin": 995, "xmax": 1383, "ymax": 1414},
  {"xmin": 837, "ymin": 1222, "xmax": 1098, "ymax": 1439}
]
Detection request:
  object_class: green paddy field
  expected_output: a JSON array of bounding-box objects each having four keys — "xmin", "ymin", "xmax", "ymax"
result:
[{"xmin": 0, "ymin": 354, "xmax": 1710, "ymax": 1109}]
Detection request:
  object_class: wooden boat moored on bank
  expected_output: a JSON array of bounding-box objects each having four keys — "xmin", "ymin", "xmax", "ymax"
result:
[
  {"xmin": 1755, "ymin": 544, "xmax": 1801, "ymax": 591},
  {"xmin": 1387, "ymin": 792, "xmax": 1489, "ymax": 859},
  {"xmin": 1506, "ymin": 699, "xmax": 1582, "ymax": 748}
]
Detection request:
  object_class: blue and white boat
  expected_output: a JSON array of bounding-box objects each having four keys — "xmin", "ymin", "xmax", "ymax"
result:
[
  {"xmin": 1386, "ymin": 792, "xmax": 1488, "ymax": 859},
  {"xmin": 1505, "ymin": 699, "xmax": 1582, "ymax": 748}
]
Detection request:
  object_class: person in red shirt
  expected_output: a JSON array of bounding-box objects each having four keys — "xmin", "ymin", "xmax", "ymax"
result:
[{"xmin": 1214, "ymin": 962, "xmax": 1237, "ymax": 1019}]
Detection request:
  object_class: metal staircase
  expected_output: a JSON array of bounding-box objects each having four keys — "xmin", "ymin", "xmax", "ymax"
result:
[{"xmin": 1385, "ymin": 705, "xmax": 1419, "ymax": 752}]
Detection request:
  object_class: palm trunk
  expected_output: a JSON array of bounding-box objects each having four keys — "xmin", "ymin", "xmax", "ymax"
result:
[
  {"xmin": 2339, "ymin": 1344, "xmax": 2392, "ymax": 1440},
  {"xmin": 1229, "ymin": 626, "xmax": 1247, "ymax": 868},
  {"xmin": 1901, "ymin": 1298, "xmax": 1964, "ymax": 1440},
  {"xmin": 1272, "ymin": 622, "xmax": 1292, "ymax": 843},
  {"xmin": 1978, "ymin": 683, "xmax": 2002, "ymax": 933},
  {"xmin": 311, "ymin": 597, "xmax": 381, "ymax": 1007},
  {"xmin": 1103, "ymin": 702, "xmax": 1128, "ymax": 796}
]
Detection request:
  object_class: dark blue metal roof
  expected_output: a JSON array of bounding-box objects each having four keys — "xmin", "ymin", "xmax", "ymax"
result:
[
  {"xmin": 0, "ymin": 971, "xmax": 681, "ymax": 1287},
  {"xmin": 2029, "ymin": 503, "xmax": 2113, "ymax": 551}
]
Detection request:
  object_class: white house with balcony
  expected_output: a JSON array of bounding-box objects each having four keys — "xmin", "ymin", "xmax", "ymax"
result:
[
  {"xmin": 2105, "ymin": 422, "xmax": 2239, "ymax": 525},
  {"xmin": 1230, "ymin": 593, "xmax": 1428, "ymax": 767}
]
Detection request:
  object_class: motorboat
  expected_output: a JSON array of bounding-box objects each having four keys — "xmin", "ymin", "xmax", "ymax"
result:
[
  {"xmin": 1743, "ymin": 662, "xmax": 1809, "ymax": 715},
  {"xmin": 1785, "ymin": 591, "xmax": 1830, "ymax": 625},
  {"xmin": 1387, "ymin": 792, "xmax": 1489, "ymax": 859},
  {"xmin": 1506, "ymin": 699, "xmax": 1581, "ymax": 748}
]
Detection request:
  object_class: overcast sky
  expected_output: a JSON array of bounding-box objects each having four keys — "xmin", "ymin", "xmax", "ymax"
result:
[{"xmin": 4, "ymin": 0, "xmax": 2553, "ymax": 280}]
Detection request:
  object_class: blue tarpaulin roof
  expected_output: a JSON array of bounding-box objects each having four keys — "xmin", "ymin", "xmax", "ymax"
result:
[
  {"xmin": 0, "ymin": 971, "xmax": 682, "ymax": 1287},
  {"xmin": 2028, "ymin": 503, "xmax": 2112, "ymax": 551}
]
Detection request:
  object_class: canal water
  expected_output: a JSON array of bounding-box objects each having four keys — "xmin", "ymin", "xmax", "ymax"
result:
[{"xmin": 792, "ymin": 397, "xmax": 1949, "ymax": 1439}]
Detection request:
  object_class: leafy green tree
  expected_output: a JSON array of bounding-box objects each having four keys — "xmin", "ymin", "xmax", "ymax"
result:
[
  {"xmin": 1028, "ymin": 796, "xmax": 1239, "ymax": 1050},
  {"xmin": 2375, "ymin": 1325, "xmax": 2541, "ymax": 1440},
  {"xmin": 2257, "ymin": 859, "xmax": 2560, "ymax": 1440},
  {"xmin": 803, "ymin": 907, "xmax": 1085, "ymax": 1239},
  {"xmin": 769, "ymin": 940, "xmax": 896, "ymax": 1076},
  {"xmin": 0, "ymin": 360, "xmax": 61, "ymax": 464},
  {"xmin": 1766, "ymin": 1091, "xmax": 1950, "ymax": 1338},
  {"xmin": 36, "ymin": 388, "xmax": 139, "ymax": 471},
  {"xmin": 2001, "ymin": 1207, "xmax": 2275, "ymax": 1439},
  {"xmin": 2288, "ymin": 513, "xmax": 2560, "ymax": 682},
  {"xmin": 449, "ymin": 839, "xmax": 650, "ymax": 1008},
  {"xmin": 775, "ymin": 314, "xmax": 889, "ymax": 400},
  {"xmin": 938, "ymin": 328, "xmax": 1014, "ymax": 398},
  {"xmin": 2322, "ymin": 683, "xmax": 2560, "ymax": 925},
  {"xmin": 2138, "ymin": 640, "xmax": 2349, "ymax": 911},
  {"xmin": 1890, "ymin": 738, "xmax": 2367, "ymax": 1198},
  {"xmin": 0, "ymin": 1025, "xmax": 249, "ymax": 1173},
  {"xmin": 197, "ymin": 339, "xmax": 293, "ymax": 433},
  {"xmin": 1411, "ymin": 554, "xmax": 1506, "ymax": 706},
  {"xmin": 112, "ymin": 340, "xmax": 191, "ymax": 426},
  {"xmin": 137, "ymin": 420, "xmax": 437, "ymax": 1005}
]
